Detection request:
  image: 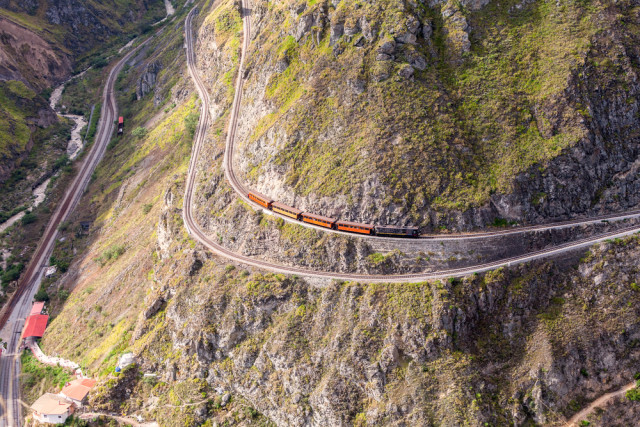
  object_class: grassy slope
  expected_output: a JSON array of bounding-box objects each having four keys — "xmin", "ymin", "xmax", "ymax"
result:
[
  {"xmin": 242, "ymin": 0, "xmax": 602, "ymax": 223},
  {"xmin": 37, "ymin": 3, "xmax": 195, "ymax": 381}
]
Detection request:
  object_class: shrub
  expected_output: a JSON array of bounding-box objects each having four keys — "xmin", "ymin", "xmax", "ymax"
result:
[
  {"xmin": 97, "ymin": 244, "xmax": 126, "ymax": 266},
  {"xmin": 626, "ymin": 387, "xmax": 640, "ymax": 401},
  {"xmin": 142, "ymin": 203, "xmax": 153, "ymax": 214},
  {"xmin": 20, "ymin": 212, "xmax": 37, "ymax": 225},
  {"xmin": 1, "ymin": 263, "xmax": 24, "ymax": 287},
  {"xmin": 185, "ymin": 112, "xmax": 199, "ymax": 138},
  {"xmin": 34, "ymin": 288, "xmax": 49, "ymax": 302},
  {"xmin": 132, "ymin": 126, "xmax": 147, "ymax": 139}
]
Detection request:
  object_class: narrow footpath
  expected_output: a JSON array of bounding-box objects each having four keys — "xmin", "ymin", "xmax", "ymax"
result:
[{"xmin": 564, "ymin": 382, "xmax": 636, "ymax": 426}]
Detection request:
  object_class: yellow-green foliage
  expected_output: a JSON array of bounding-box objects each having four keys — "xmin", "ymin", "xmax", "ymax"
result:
[
  {"xmin": 0, "ymin": 81, "xmax": 37, "ymax": 156},
  {"xmin": 241, "ymin": 0, "xmax": 605, "ymax": 221}
]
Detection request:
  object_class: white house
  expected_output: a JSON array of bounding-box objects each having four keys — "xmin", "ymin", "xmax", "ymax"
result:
[{"xmin": 31, "ymin": 393, "xmax": 74, "ymax": 424}]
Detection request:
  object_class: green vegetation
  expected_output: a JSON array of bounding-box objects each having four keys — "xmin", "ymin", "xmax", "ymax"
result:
[
  {"xmin": 97, "ymin": 244, "xmax": 126, "ymax": 266},
  {"xmin": 240, "ymin": 0, "xmax": 609, "ymax": 225},
  {"xmin": 21, "ymin": 351, "xmax": 72, "ymax": 404},
  {"xmin": 20, "ymin": 212, "xmax": 37, "ymax": 225},
  {"xmin": 626, "ymin": 382, "xmax": 640, "ymax": 401},
  {"xmin": 1, "ymin": 263, "xmax": 24, "ymax": 289},
  {"xmin": 132, "ymin": 126, "xmax": 148, "ymax": 139},
  {"xmin": 184, "ymin": 112, "xmax": 199, "ymax": 138}
]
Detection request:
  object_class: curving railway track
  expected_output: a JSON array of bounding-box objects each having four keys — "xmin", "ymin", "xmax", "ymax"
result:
[{"xmin": 183, "ymin": 2, "xmax": 640, "ymax": 283}]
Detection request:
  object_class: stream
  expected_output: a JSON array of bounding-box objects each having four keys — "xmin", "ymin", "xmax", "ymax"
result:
[{"xmin": 0, "ymin": 75, "xmax": 88, "ymax": 235}]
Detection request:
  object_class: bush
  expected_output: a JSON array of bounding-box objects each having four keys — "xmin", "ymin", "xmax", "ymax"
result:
[
  {"xmin": 132, "ymin": 126, "xmax": 148, "ymax": 139},
  {"xmin": 185, "ymin": 112, "xmax": 200, "ymax": 138},
  {"xmin": 34, "ymin": 288, "xmax": 49, "ymax": 302},
  {"xmin": 54, "ymin": 155, "xmax": 70, "ymax": 170},
  {"xmin": 57, "ymin": 289, "xmax": 70, "ymax": 301},
  {"xmin": 142, "ymin": 203, "xmax": 153, "ymax": 214},
  {"xmin": 626, "ymin": 387, "xmax": 640, "ymax": 401},
  {"xmin": 21, "ymin": 212, "xmax": 37, "ymax": 225},
  {"xmin": 1, "ymin": 263, "xmax": 24, "ymax": 287},
  {"xmin": 97, "ymin": 244, "xmax": 126, "ymax": 266},
  {"xmin": 50, "ymin": 256, "xmax": 70, "ymax": 273}
]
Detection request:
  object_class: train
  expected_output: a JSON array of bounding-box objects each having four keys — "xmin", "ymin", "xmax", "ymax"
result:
[
  {"xmin": 117, "ymin": 116, "xmax": 124, "ymax": 135},
  {"xmin": 248, "ymin": 191, "xmax": 420, "ymax": 238}
]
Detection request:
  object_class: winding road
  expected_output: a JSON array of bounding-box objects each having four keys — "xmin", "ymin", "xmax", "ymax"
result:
[{"xmin": 182, "ymin": 2, "xmax": 640, "ymax": 283}]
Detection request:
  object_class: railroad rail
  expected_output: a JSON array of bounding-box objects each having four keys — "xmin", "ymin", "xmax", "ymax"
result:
[{"xmin": 183, "ymin": 2, "xmax": 640, "ymax": 282}]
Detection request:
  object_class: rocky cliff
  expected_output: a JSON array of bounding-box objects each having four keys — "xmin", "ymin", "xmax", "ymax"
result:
[{"xmin": 196, "ymin": 0, "xmax": 640, "ymax": 231}]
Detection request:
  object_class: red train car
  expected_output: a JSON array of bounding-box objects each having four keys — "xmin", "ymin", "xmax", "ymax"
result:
[
  {"xmin": 301, "ymin": 212, "xmax": 336, "ymax": 229},
  {"xmin": 271, "ymin": 201, "xmax": 302, "ymax": 220},
  {"xmin": 336, "ymin": 220, "xmax": 374, "ymax": 235},
  {"xmin": 117, "ymin": 116, "xmax": 124, "ymax": 135},
  {"xmin": 248, "ymin": 191, "xmax": 273, "ymax": 209}
]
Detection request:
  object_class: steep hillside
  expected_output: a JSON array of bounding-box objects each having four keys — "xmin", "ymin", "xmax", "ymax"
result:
[
  {"xmin": 217, "ymin": 0, "xmax": 640, "ymax": 230},
  {"xmin": 0, "ymin": 0, "xmax": 167, "ymax": 182}
]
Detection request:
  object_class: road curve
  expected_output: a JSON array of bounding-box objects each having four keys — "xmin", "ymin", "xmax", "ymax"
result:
[{"xmin": 182, "ymin": 3, "xmax": 640, "ymax": 283}]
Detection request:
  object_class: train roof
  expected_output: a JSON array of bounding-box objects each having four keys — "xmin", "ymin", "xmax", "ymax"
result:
[
  {"xmin": 375, "ymin": 225, "xmax": 419, "ymax": 230},
  {"xmin": 301, "ymin": 212, "xmax": 337, "ymax": 223},
  {"xmin": 271, "ymin": 201, "xmax": 303, "ymax": 215},
  {"xmin": 248, "ymin": 190, "xmax": 273, "ymax": 202},
  {"xmin": 118, "ymin": 116, "xmax": 124, "ymax": 124},
  {"xmin": 336, "ymin": 220, "xmax": 374, "ymax": 228}
]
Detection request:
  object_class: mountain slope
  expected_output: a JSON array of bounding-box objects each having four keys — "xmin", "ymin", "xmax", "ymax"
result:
[{"xmin": 225, "ymin": 0, "xmax": 640, "ymax": 230}]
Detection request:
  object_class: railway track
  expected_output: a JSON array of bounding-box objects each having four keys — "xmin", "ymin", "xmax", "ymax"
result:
[
  {"xmin": 189, "ymin": 1, "xmax": 640, "ymax": 243},
  {"xmin": 0, "ymin": 31, "xmax": 156, "ymax": 427},
  {"xmin": 183, "ymin": 3, "xmax": 640, "ymax": 282},
  {"xmin": 0, "ymin": 38, "xmax": 152, "ymax": 334}
]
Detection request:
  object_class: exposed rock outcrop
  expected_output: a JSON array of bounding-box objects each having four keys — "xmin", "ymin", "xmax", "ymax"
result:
[{"xmin": 136, "ymin": 60, "xmax": 162, "ymax": 102}]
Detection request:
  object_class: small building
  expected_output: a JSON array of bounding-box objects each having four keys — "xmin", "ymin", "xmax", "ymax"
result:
[
  {"xmin": 44, "ymin": 266, "xmax": 57, "ymax": 278},
  {"xmin": 115, "ymin": 352, "xmax": 135, "ymax": 372},
  {"xmin": 60, "ymin": 378, "xmax": 97, "ymax": 407},
  {"xmin": 31, "ymin": 393, "xmax": 74, "ymax": 424},
  {"xmin": 21, "ymin": 314, "xmax": 49, "ymax": 340},
  {"xmin": 30, "ymin": 301, "xmax": 45, "ymax": 315}
]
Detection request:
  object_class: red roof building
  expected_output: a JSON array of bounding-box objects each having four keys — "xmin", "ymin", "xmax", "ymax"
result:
[
  {"xmin": 22, "ymin": 314, "xmax": 49, "ymax": 339},
  {"xmin": 60, "ymin": 378, "xmax": 97, "ymax": 407},
  {"xmin": 30, "ymin": 301, "xmax": 45, "ymax": 316}
]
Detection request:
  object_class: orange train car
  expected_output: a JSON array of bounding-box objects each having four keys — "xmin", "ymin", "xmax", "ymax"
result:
[
  {"xmin": 248, "ymin": 191, "xmax": 273, "ymax": 209},
  {"xmin": 336, "ymin": 220, "xmax": 374, "ymax": 235},
  {"xmin": 301, "ymin": 212, "xmax": 336, "ymax": 229},
  {"xmin": 271, "ymin": 201, "xmax": 302, "ymax": 220}
]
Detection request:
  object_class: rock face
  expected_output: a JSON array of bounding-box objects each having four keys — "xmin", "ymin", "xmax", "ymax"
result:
[
  {"xmin": 0, "ymin": 17, "xmax": 72, "ymax": 88},
  {"xmin": 136, "ymin": 60, "xmax": 162, "ymax": 102},
  {"xmin": 129, "ymin": 210, "xmax": 640, "ymax": 425},
  {"xmin": 224, "ymin": 0, "xmax": 640, "ymax": 232}
]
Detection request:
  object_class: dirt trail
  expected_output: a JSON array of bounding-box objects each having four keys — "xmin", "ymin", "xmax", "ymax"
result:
[{"xmin": 564, "ymin": 382, "xmax": 636, "ymax": 426}]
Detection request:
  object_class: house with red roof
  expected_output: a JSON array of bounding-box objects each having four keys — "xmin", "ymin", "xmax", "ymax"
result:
[{"xmin": 59, "ymin": 378, "xmax": 97, "ymax": 407}]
